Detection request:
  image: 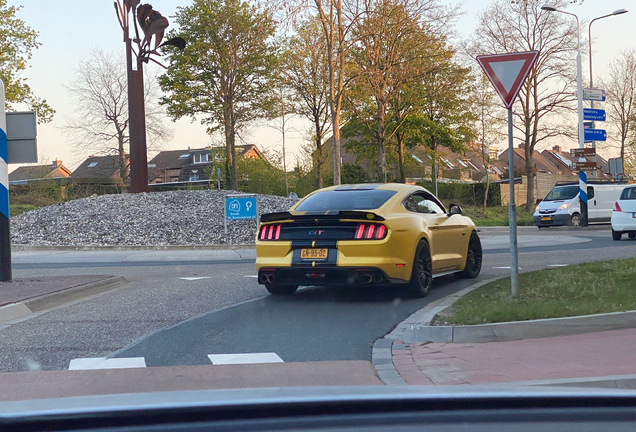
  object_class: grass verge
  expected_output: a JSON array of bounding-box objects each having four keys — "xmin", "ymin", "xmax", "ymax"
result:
[
  {"xmin": 461, "ymin": 205, "xmax": 534, "ymax": 226},
  {"xmin": 436, "ymin": 258, "xmax": 636, "ymax": 325},
  {"xmin": 10, "ymin": 204, "xmax": 38, "ymax": 217}
]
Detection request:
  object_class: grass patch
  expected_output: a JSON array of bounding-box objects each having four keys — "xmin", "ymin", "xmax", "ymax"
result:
[
  {"xmin": 438, "ymin": 258, "xmax": 636, "ymax": 325},
  {"xmin": 460, "ymin": 205, "xmax": 534, "ymax": 226},
  {"xmin": 10, "ymin": 204, "xmax": 38, "ymax": 217}
]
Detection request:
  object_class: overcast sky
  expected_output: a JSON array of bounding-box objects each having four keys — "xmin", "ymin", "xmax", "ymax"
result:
[{"xmin": 6, "ymin": 0, "xmax": 634, "ymax": 172}]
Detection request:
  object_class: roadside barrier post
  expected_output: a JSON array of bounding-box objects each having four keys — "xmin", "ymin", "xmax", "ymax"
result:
[{"xmin": 0, "ymin": 80, "xmax": 11, "ymax": 281}]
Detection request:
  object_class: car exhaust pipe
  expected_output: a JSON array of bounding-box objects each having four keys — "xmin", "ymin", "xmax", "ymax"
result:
[
  {"xmin": 260, "ymin": 273, "xmax": 275, "ymax": 284},
  {"xmin": 360, "ymin": 274, "xmax": 372, "ymax": 284},
  {"xmin": 372, "ymin": 274, "xmax": 383, "ymax": 283}
]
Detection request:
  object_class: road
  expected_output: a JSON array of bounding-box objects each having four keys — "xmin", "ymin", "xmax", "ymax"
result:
[{"xmin": 1, "ymin": 225, "xmax": 635, "ymax": 373}]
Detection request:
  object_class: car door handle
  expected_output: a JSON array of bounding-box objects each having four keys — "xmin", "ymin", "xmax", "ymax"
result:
[{"xmin": 594, "ymin": 199, "xmax": 596, "ymax": 206}]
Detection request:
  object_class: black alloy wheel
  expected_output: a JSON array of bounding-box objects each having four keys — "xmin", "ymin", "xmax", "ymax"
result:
[
  {"xmin": 410, "ymin": 240, "xmax": 433, "ymax": 297},
  {"xmin": 612, "ymin": 229, "xmax": 622, "ymax": 241},
  {"xmin": 265, "ymin": 284, "xmax": 298, "ymax": 295},
  {"xmin": 462, "ymin": 232, "xmax": 482, "ymax": 279}
]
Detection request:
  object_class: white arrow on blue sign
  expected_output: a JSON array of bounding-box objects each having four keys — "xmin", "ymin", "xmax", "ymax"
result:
[
  {"xmin": 583, "ymin": 108, "xmax": 606, "ymax": 122},
  {"xmin": 584, "ymin": 128, "xmax": 607, "ymax": 142}
]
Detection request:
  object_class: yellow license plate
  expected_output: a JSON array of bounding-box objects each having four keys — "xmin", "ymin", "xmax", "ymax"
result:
[
  {"xmin": 300, "ymin": 248, "xmax": 328, "ymax": 260},
  {"xmin": 541, "ymin": 217, "xmax": 551, "ymax": 221}
]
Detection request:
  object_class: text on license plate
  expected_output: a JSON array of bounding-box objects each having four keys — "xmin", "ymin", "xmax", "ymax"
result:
[
  {"xmin": 542, "ymin": 217, "xmax": 551, "ymax": 221},
  {"xmin": 300, "ymin": 248, "xmax": 328, "ymax": 260},
  {"xmin": 633, "ymin": 213, "xmax": 636, "ymax": 218}
]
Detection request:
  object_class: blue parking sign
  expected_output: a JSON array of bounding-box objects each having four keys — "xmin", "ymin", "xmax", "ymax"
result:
[{"xmin": 225, "ymin": 195, "xmax": 257, "ymax": 221}]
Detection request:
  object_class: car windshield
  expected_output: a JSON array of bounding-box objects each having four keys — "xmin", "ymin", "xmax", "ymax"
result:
[
  {"xmin": 543, "ymin": 186, "xmax": 579, "ymax": 201},
  {"xmin": 620, "ymin": 187, "xmax": 636, "ymax": 200},
  {"xmin": 294, "ymin": 189, "xmax": 397, "ymax": 211}
]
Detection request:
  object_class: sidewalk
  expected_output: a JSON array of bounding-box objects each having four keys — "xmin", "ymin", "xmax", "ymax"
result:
[{"xmin": 390, "ymin": 328, "xmax": 636, "ymax": 386}]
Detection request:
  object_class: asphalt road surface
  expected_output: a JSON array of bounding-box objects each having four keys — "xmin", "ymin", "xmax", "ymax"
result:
[{"xmin": 2, "ymin": 225, "xmax": 635, "ymax": 373}]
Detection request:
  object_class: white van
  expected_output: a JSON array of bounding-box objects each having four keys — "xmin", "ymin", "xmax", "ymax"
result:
[{"xmin": 533, "ymin": 182, "xmax": 625, "ymax": 227}]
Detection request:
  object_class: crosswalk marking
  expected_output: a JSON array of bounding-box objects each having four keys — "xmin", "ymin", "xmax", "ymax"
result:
[
  {"xmin": 208, "ymin": 353, "xmax": 284, "ymax": 365},
  {"xmin": 547, "ymin": 264, "xmax": 568, "ymax": 267},
  {"xmin": 179, "ymin": 277, "xmax": 211, "ymax": 281},
  {"xmin": 69, "ymin": 357, "xmax": 146, "ymax": 370}
]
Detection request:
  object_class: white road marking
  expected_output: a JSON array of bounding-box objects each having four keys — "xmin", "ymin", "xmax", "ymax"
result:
[
  {"xmin": 547, "ymin": 264, "xmax": 568, "ymax": 267},
  {"xmin": 69, "ymin": 357, "xmax": 146, "ymax": 370},
  {"xmin": 493, "ymin": 267, "xmax": 523, "ymax": 270},
  {"xmin": 179, "ymin": 277, "xmax": 211, "ymax": 281},
  {"xmin": 243, "ymin": 275, "xmax": 258, "ymax": 278},
  {"xmin": 208, "ymin": 353, "xmax": 284, "ymax": 365}
]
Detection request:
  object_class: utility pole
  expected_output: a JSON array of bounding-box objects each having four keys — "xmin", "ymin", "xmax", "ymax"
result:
[{"xmin": 0, "ymin": 80, "xmax": 11, "ymax": 281}]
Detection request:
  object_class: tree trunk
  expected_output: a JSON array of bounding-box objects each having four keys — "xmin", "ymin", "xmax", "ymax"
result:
[
  {"xmin": 525, "ymin": 156, "xmax": 535, "ymax": 212},
  {"xmin": 118, "ymin": 135, "xmax": 126, "ymax": 184},
  {"xmin": 376, "ymin": 104, "xmax": 387, "ymax": 182},
  {"xmin": 223, "ymin": 108, "xmax": 233, "ymax": 190},
  {"xmin": 397, "ymin": 131, "xmax": 405, "ymax": 183},
  {"xmin": 230, "ymin": 121, "xmax": 237, "ymax": 191},
  {"xmin": 315, "ymin": 119, "xmax": 323, "ymax": 189},
  {"xmin": 483, "ymin": 172, "xmax": 490, "ymax": 212}
]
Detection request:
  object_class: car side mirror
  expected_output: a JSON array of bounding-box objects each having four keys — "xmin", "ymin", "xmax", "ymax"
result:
[{"xmin": 449, "ymin": 204, "xmax": 463, "ymax": 216}]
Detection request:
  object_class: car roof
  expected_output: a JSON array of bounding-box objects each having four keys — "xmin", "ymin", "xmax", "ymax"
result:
[{"xmin": 318, "ymin": 183, "xmax": 426, "ymax": 193}]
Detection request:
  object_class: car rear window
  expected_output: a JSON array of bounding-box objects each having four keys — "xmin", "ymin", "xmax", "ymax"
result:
[
  {"xmin": 620, "ymin": 187, "xmax": 636, "ymax": 200},
  {"xmin": 295, "ymin": 189, "xmax": 397, "ymax": 211}
]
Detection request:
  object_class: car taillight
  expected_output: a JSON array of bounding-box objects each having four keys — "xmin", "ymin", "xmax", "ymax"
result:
[
  {"xmin": 259, "ymin": 224, "xmax": 282, "ymax": 241},
  {"xmin": 614, "ymin": 201, "xmax": 622, "ymax": 212},
  {"xmin": 354, "ymin": 223, "xmax": 387, "ymax": 240}
]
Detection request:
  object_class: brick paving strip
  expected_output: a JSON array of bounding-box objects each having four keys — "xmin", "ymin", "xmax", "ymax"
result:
[{"xmin": 372, "ymin": 277, "xmax": 636, "ymax": 387}]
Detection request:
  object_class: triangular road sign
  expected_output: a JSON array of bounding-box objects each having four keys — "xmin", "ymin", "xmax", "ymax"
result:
[{"xmin": 476, "ymin": 51, "xmax": 540, "ymax": 109}]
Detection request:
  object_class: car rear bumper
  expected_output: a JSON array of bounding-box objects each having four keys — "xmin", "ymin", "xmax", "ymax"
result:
[
  {"xmin": 534, "ymin": 213, "xmax": 570, "ymax": 227},
  {"xmin": 257, "ymin": 266, "xmax": 408, "ymax": 286},
  {"xmin": 611, "ymin": 211, "xmax": 636, "ymax": 232},
  {"xmin": 255, "ymin": 239, "xmax": 415, "ymax": 283}
]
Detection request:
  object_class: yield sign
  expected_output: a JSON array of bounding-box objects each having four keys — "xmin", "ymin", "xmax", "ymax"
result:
[{"xmin": 476, "ymin": 51, "xmax": 540, "ymax": 109}]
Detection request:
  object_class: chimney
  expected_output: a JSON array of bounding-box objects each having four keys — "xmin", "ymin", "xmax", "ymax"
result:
[
  {"xmin": 52, "ymin": 158, "xmax": 62, "ymax": 167},
  {"xmin": 552, "ymin": 145, "xmax": 561, "ymax": 153},
  {"xmin": 518, "ymin": 143, "xmax": 526, "ymax": 150},
  {"xmin": 488, "ymin": 147, "xmax": 498, "ymax": 160}
]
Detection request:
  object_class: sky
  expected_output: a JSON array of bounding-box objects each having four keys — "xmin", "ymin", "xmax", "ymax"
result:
[{"xmin": 5, "ymin": 0, "xmax": 635, "ymax": 173}]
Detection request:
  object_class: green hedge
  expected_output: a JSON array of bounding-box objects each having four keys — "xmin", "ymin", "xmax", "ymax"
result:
[{"xmin": 416, "ymin": 180, "xmax": 501, "ymax": 207}]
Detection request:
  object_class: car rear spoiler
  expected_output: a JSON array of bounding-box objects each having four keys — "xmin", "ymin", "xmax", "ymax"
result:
[{"xmin": 260, "ymin": 211, "xmax": 385, "ymax": 223}]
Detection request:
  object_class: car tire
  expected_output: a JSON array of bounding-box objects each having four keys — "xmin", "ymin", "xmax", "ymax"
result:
[
  {"xmin": 461, "ymin": 232, "xmax": 482, "ymax": 279},
  {"xmin": 409, "ymin": 240, "xmax": 433, "ymax": 297},
  {"xmin": 265, "ymin": 284, "xmax": 298, "ymax": 295},
  {"xmin": 569, "ymin": 213, "xmax": 581, "ymax": 227},
  {"xmin": 629, "ymin": 232, "xmax": 636, "ymax": 239},
  {"xmin": 612, "ymin": 229, "xmax": 622, "ymax": 241}
]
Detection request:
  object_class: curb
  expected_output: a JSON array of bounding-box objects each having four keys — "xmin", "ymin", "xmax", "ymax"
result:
[
  {"xmin": 0, "ymin": 276, "xmax": 128, "ymax": 324},
  {"xmin": 372, "ymin": 277, "xmax": 502, "ymax": 386},
  {"xmin": 11, "ymin": 245, "xmax": 256, "ymax": 252},
  {"xmin": 490, "ymin": 374, "xmax": 636, "ymax": 390}
]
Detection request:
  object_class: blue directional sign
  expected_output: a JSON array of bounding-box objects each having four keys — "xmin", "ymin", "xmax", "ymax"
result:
[
  {"xmin": 584, "ymin": 128, "xmax": 607, "ymax": 142},
  {"xmin": 584, "ymin": 108, "xmax": 606, "ymax": 122},
  {"xmin": 226, "ymin": 195, "xmax": 257, "ymax": 220}
]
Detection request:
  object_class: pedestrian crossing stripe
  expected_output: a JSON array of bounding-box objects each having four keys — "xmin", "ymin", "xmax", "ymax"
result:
[{"xmin": 68, "ymin": 357, "xmax": 146, "ymax": 370}]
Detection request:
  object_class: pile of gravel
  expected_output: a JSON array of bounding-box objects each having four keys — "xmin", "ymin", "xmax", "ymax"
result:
[{"xmin": 11, "ymin": 190, "xmax": 298, "ymax": 246}]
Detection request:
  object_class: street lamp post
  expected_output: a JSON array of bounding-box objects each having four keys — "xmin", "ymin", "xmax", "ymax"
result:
[
  {"xmin": 589, "ymin": 9, "xmax": 628, "ymax": 178},
  {"xmin": 541, "ymin": 5, "xmax": 586, "ymax": 226}
]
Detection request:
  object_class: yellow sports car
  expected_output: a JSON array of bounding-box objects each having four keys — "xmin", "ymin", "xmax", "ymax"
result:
[{"xmin": 256, "ymin": 183, "xmax": 482, "ymax": 296}]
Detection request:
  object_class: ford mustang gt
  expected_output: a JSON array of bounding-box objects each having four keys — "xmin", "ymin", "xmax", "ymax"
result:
[{"xmin": 255, "ymin": 183, "xmax": 482, "ymax": 296}]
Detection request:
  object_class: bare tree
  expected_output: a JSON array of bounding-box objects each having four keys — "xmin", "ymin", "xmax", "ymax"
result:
[
  {"xmin": 64, "ymin": 48, "xmax": 172, "ymax": 183},
  {"xmin": 468, "ymin": 0, "xmax": 579, "ymax": 211},
  {"xmin": 281, "ymin": 17, "xmax": 331, "ymax": 188},
  {"xmin": 600, "ymin": 49, "xmax": 636, "ymax": 165},
  {"xmin": 472, "ymin": 72, "xmax": 505, "ymax": 211}
]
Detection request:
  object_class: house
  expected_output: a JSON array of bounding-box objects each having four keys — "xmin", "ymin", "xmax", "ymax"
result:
[
  {"xmin": 498, "ymin": 144, "xmax": 565, "ymax": 175},
  {"xmin": 148, "ymin": 145, "xmax": 266, "ymax": 184},
  {"xmin": 71, "ymin": 155, "xmax": 126, "ymax": 183},
  {"xmin": 541, "ymin": 145, "xmax": 612, "ymax": 179},
  {"xmin": 9, "ymin": 159, "xmax": 72, "ymax": 184}
]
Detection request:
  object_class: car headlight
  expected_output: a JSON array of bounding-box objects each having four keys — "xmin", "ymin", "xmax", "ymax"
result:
[
  {"xmin": 535, "ymin": 205, "xmax": 540, "ymax": 212},
  {"xmin": 558, "ymin": 203, "xmax": 569, "ymax": 210}
]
